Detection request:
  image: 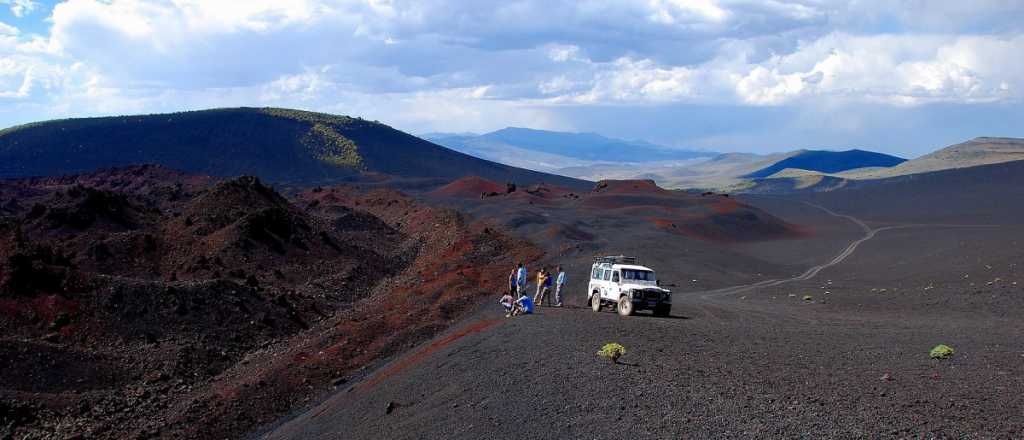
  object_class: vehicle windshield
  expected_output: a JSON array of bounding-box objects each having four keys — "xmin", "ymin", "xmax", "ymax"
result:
[{"xmin": 621, "ymin": 269, "xmax": 655, "ymax": 282}]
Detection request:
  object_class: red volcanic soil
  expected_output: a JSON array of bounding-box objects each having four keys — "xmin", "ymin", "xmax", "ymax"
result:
[
  {"xmin": 430, "ymin": 176, "xmax": 581, "ymax": 207},
  {"xmin": 423, "ymin": 178, "xmax": 805, "ymax": 275},
  {"xmin": 0, "ymin": 166, "xmax": 542, "ymax": 439},
  {"xmin": 580, "ymin": 180, "xmax": 801, "ymax": 242},
  {"xmin": 430, "ymin": 176, "xmax": 507, "ymax": 198},
  {"xmin": 591, "ymin": 179, "xmax": 671, "ymax": 195}
]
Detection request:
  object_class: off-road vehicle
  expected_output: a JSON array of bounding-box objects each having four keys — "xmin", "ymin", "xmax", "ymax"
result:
[{"xmin": 588, "ymin": 255, "xmax": 671, "ymax": 317}]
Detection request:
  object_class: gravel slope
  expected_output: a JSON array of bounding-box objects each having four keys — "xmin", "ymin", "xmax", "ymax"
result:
[{"xmin": 260, "ymin": 170, "xmax": 1024, "ymax": 439}]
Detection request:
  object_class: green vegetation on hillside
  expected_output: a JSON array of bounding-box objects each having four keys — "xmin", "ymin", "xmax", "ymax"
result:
[
  {"xmin": 302, "ymin": 123, "xmax": 365, "ymax": 170},
  {"xmin": 258, "ymin": 107, "xmax": 359, "ymax": 127}
]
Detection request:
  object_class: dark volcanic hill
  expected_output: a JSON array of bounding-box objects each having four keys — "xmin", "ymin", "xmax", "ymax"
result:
[
  {"xmin": 0, "ymin": 108, "xmax": 588, "ymax": 189},
  {"xmin": 0, "ymin": 165, "xmax": 541, "ymax": 439},
  {"xmin": 744, "ymin": 149, "xmax": 906, "ymax": 178}
]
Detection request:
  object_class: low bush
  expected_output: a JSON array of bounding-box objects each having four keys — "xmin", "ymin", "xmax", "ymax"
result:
[
  {"xmin": 597, "ymin": 343, "xmax": 626, "ymax": 364},
  {"xmin": 930, "ymin": 344, "xmax": 955, "ymax": 359}
]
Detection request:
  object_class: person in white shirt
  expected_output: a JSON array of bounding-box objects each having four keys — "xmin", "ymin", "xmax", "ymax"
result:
[
  {"xmin": 516, "ymin": 262, "xmax": 528, "ymax": 295},
  {"xmin": 555, "ymin": 265, "xmax": 567, "ymax": 307}
]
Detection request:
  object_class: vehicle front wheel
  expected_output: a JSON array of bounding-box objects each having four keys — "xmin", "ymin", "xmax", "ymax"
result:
[
  {"xmin": 617, "ymin": 296, "xmax": 634, "ymax": 316},
  {"xmin": 653, "ymin": 305, "xmax": 671, "ymax": 317},
  {"xmin": 591, "ymin": 294, "xmax": 602, "ymax": 312}
]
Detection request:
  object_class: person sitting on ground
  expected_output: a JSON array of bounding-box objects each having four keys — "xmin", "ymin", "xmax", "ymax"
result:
[
  {"xmin": 499, "ymin": 293, "xmax": 515, "ymax": 317},
  {"xmin": 515, "ymin": 292, "xmax": 534, "ymax": 315}
]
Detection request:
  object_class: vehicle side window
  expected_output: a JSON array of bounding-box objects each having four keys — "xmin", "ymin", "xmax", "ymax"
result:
[
  {"xmin": 612, "ymin": 271, "xmax": 620, "ymax": 283},
  {"xmin": 603, "ymin": 270, "xmax": 611, "ymax": 281},
  {"xmin": 592, "ymin": 268, "xmax": 600, "ymax": 279}
]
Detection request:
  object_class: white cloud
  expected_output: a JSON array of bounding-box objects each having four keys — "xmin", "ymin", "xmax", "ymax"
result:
[
  {"xmin": 0, "ymin": 0, "xmax": 1022, "ymax": 144},
  {"xmin": 547, "ymin": 44, "xmax": 581, "ymax": 62},
  {"xmin": 1, "ymin": 0, "xmax": 37, "ymax": 18},
  {"xmin": 647, "ymin": 0, "xmax": 730, "ymax": 24},
  {"xmin": 538, "ymin": 32, "xmax": 1024, "ymax": 106},
  {"xmin": 0, "ymin": 21, "xmax": 18, "ymax": 36}
]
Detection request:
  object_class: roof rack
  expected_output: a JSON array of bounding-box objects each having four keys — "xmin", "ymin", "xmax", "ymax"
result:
[{"xmin": 594, "ymin": 255, "xmax": 638, "ymax": 265}]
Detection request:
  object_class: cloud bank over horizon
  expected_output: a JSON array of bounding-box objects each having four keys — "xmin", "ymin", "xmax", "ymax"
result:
[{"xmin": 1, "ymin": 0, "xmax": 1022, "ymax": 156}]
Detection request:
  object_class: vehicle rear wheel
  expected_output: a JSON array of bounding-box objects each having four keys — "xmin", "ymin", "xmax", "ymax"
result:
[
  {"xmin": 653, "ymin": 305, "xmax": 671, "ymax": 317},
  {"xmin": 591, "ymin": 294, "xmax": 602, "ymax": 312},
  {"xmin": 617, "ymin": 296, "xmax": 634, "ymax": 316}
]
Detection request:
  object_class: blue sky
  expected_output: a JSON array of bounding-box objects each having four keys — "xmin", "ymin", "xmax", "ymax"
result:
[{"xmin": 1, "ymin": 1, "xmax": 1022, "ymax": 157}]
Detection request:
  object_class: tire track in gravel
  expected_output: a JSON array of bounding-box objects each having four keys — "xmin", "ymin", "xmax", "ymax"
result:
[{"xmin": 698, "ymin": 202, "xmax": 998, "ymax": 300}]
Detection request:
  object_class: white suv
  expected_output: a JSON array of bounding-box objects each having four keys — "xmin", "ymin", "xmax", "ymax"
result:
[{"xmin": 588, "ymin": 256, "xmax": 672, "ymax": 317}]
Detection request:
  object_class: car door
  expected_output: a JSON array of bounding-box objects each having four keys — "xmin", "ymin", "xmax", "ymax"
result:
[
  {"xmin": 609, "ymin": 270, "xmax": 621, "ymax": 299},
  {"xmin": 599, "ymin": 268, "xmax": 613, "ymax": 300}
]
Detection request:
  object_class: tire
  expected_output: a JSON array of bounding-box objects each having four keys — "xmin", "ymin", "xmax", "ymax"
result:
[
  {"xmin": 653, "ymin": 305, "xmax": 671, "ymax": 317},
  {"xmin": 591, "ymin": 293, "xmax": 602, "ymax": 312},
  {"xmin": 617, "ymin": 296, "xmax": 634, "ymax": 316}
]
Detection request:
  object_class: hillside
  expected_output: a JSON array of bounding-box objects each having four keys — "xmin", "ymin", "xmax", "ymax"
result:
[
  {"xmin": 552, "ymin": 151, "xmax": 797, "ymax": 190},
  {"xmin": 0, "ymin": 165, "xmax": 541, "ymax": 439},
  {"xmin": 426, "ymin": 127, "xmax": 715, "ymax": 164},
  {"xmin": 841, "ymin": 137, "xmax": 1024, "ymax": 179},
  {"xmin": 744, "ymin": 149, "xmax": 906, "ymax": 178},
  {"xmin": 0, "ymin": 108, "xmax": 588, "ymax": 189}
]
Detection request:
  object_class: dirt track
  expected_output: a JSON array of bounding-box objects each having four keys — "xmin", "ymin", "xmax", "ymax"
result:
[{"xmin": 700, "ymin": 202, "xmax": 999, "ymax": 299}]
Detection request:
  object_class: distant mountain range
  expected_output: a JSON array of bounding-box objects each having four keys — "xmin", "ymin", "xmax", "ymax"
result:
[
  {"xmin": 742, "ymin": 137, "xmax": 1024, "ymax": 194},
  {"xmin": 743, "ymin": 149, "xmax": 907, "ymax": 178},
  {"xmin": 0, "ymin": 108, "xmax": 588, "ymax": 190},
  {"xmin": 425, "ymin": 127, "xmax": 716, "ymax": 164},
  {"xmin": 832, "ymin": 137, "xmax": 1024, "ymax": 180}
]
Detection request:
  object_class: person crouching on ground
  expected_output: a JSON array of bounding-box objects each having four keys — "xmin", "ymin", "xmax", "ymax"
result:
[
  {"xmin": 554, "ymin": 265, "xmax": 566, "ymax": 307},
  {"xmin": 499, "ymin": 292, "xmax": 515, "ymax": 317},
  {"xmin": 514, "ymin": 292, "xmax": 534, "ymax": 316}
]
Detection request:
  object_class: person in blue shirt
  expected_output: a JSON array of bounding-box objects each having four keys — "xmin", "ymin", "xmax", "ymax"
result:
[
  {"xmin": 508, "ymin": 267, "xmax": 517, "ymax": 296},
  {"xmin": 554, "ymin": 265, "xmax": 567, "ymax": 307},
  {"xmin": 515, "ymin": 293, "xmax": 534, "ymax": 315}
]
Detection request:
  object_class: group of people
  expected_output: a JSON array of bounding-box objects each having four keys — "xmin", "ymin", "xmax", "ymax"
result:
[{"xmin": 499, "ymin": 262, "xmax": 567, "ymax": 317}]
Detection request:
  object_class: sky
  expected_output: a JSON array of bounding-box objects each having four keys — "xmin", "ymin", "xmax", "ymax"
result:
[{"xmin": 0, "ymin": 1, "xmax": 1023, "ymax": 157}]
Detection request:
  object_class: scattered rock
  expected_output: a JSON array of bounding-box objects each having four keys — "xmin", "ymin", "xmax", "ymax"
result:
[{"xmin": 49, "ymin": 312, "xmax": 72, "ymax": 331}]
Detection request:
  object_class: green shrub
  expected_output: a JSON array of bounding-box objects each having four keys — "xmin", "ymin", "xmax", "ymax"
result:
[
  {"xmin": 930, "ymin": 344, "xmax": 955, "ymax": 359},
  {"xmin": 597, "ymin": 343, "xmax": 626, "ymax": 363},
  {"xmin": 302, "ymin": 123, "xmax": 365, "ymax": 170}
]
